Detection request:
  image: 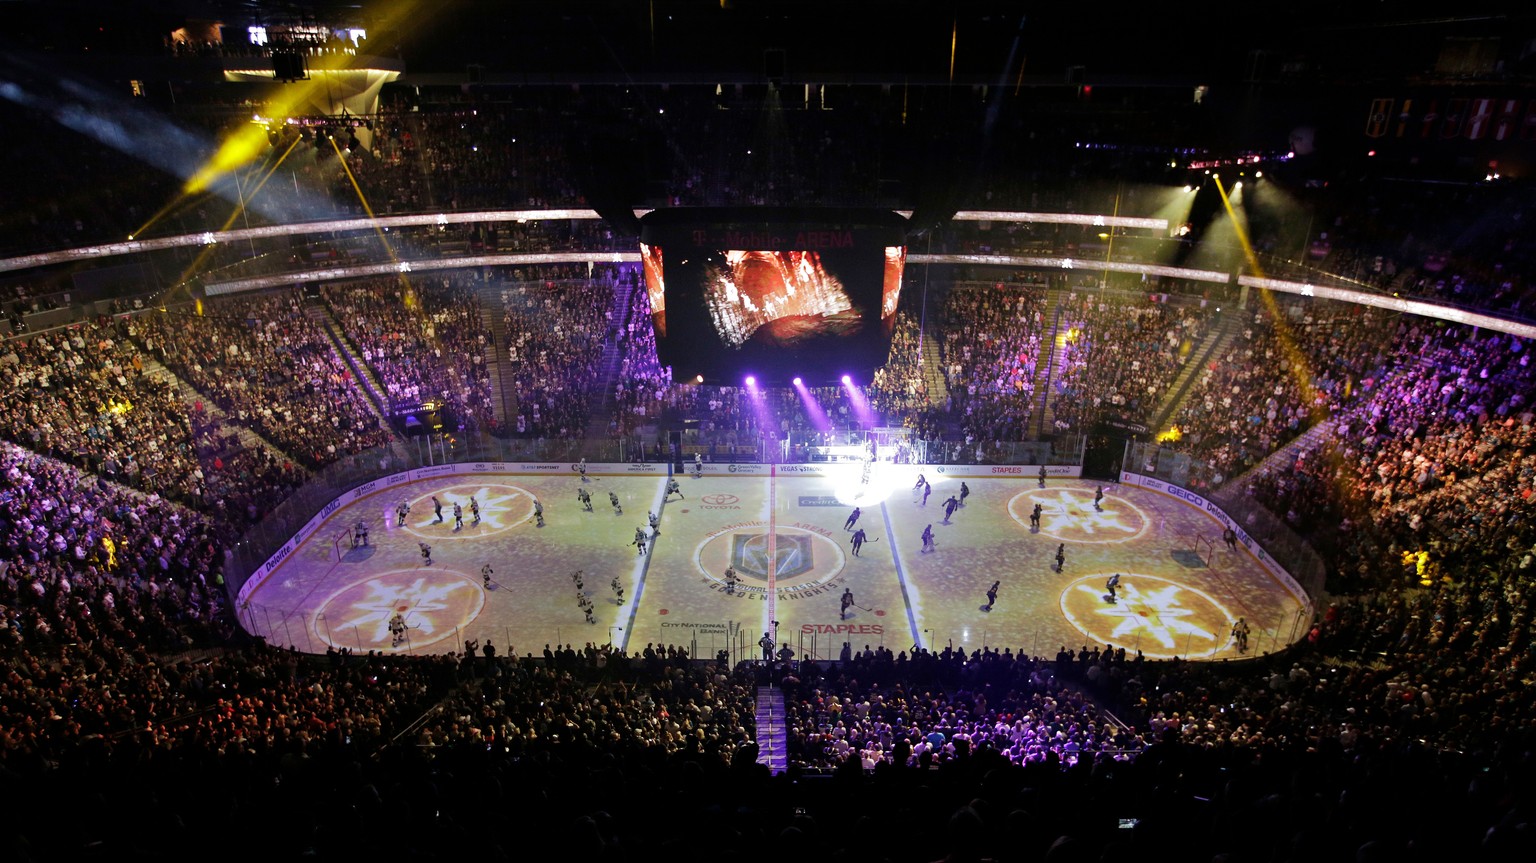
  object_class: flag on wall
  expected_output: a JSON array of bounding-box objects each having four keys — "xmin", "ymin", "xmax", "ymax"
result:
[
  {"xmin": 1394, "ymin": 98, "xmax": 1414, "ymax": 137},
  {"xmin": 1494, "ymin": 99, "xmax": 1521, "ymax": 141},
  {"xmin": 1441, "ymin": 98, "xmax": 1468, "ymax": 138},
  {"xmin": 1366, "ymin": 98, "xmax": 1392, "ymax": 137},
  {"xmin": 1465, "ymin": 98, "xmax": 1494, "ymax": 140}
]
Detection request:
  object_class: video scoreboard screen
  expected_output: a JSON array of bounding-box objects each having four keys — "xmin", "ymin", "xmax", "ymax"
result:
[{"xmin": 640, "ymin": 208, "xmax": 907, "ymax": 385}]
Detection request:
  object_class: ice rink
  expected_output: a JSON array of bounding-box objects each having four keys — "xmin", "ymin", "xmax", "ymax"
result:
[{"xmin": 238, "ymin": 463, "xmax": 1311, "ymax": 663}]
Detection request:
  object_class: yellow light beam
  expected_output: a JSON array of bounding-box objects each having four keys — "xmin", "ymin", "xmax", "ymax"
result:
[
  {"xmin": 185, "ymin": 123, "xmax": 272, "ymax": 195},
  {"xmin": 172, "ymin": 135, "xmax": 303, "ymax": 289},
  {"xmin": 1103, "ymin": 184, "xmax": 1122, "ymax": 278},
  {"xmin": 328, "ymin": 135, "xmax": 414, "ymax": 301},
  {"xmin": 130, "ymin": 189, "xmax": 215, "ymax": 240},
  {"xmin": 242, "ymin": 133, "xmax": 303, "ymax": 203},
  {"xmin": 185, "ymin": 1, "xmax": 433, "ymax": 194},
  {"xmin": 1211, "ymin": 175, "xmax": 1263, "ymax": 279},
  {"xmin": 1213, "ymin": 175, "xmax": 1325, "ymax": 425}
]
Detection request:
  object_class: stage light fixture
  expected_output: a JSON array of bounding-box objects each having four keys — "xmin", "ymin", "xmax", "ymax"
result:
[
  {"xmin": 745, "ymin": 375, "xmax": 756, "ymax": 387},
  {"xmin": 841, "ymin": 374, "xmax": 852, "ymax": 385},
  {"xmin": 792, "ymin": 376, "xmax": 803, "ymax": 386}
]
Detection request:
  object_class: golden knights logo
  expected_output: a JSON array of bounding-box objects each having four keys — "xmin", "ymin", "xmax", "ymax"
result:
[
  {"xmin": 731, "ymin": 533, "xmax": 815, "ymax": 580},
  {"xmin": 697, "ymin": 522, "xmax": 846, "ymax": 600}
]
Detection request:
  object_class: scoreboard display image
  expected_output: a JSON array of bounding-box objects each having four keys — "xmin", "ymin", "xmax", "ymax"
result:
[{"xmin": 640, "ymin": 207, "xmax": 907, "ymax": 385}]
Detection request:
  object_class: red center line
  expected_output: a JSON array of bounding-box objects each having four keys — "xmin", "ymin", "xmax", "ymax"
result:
[{"xmin": 766, "ymin": 466, "xmax": 778, "ymax": 631}]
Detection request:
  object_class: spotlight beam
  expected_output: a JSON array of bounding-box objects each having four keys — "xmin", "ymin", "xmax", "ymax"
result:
[
  {"xmin": 328, "ymin": 135, "xmax": 413, "ymax": 295},
  {"xmin": 842, "ymin": 376, "xmax": 876, "ymax": 429},
  {"xmin": 1212, "ymin": 175, "xmax": 1323, "ymax": 426},
  {"xmin": 0, "ymin": 53, "xmax": 327, "ymax": 233},
  {"xmin": 131, "ymin": 189, "xmax": 216, "ymax": 242},
  {"xmin": 1211, "ymin": 175, "xmax": 1264, "ymax": 280},
  {"xmin": 170, "ymin": 136, "xmax": 306, "ymax": 293},
  {"xmin": 185, "ymin": 0, "xmax": 438, "ymax": 195},
  {"xmin": 792, "ymin": 378, "xmax": 832, "ymax": 432}
]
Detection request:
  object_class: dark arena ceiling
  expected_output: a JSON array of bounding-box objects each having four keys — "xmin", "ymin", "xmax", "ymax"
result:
[{"xmin": 2, "ymin": 0, "xmax": 1533, "ymax": 83}]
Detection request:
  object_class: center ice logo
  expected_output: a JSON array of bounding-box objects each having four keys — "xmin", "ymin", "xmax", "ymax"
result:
[
  {"xmin": 731, "ymin": 533, "xmax": 815, "ymax": 579},
  {"xmin": 696, "ymin": 523, "xmax": 847, "ymax": 598}
]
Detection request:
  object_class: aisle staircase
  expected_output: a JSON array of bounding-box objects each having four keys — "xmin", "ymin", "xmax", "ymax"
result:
[
  {"xmin": 1227, "ymin": 418, "xmax": 1338, "ymax": 490},
  {"xmin": 1029, "ymin": 288, "xmax": 1071, "ymax": 439},
  {"xmin": 482, "ymin": 284, "xmax": 523, "ymax": 433},
  {"xmin": 140, "ymin": 355, "xmax": 306, "ymax": 470},
  {"xmin": 916, "ymin": 315, "xmax": 949, "ymax": 409},
  {"xmin": 303, "ymin": 304, "xmax": 393, "ymax": 429},
  {"xmin": 476, "ymin": 289, "xmax": 512, "ymax": 428},
  {"xmin": 754, "ymin": 686, "xmax": 789, "ymax": 775},
  {"xmin": 1147, "ymin": 311, "xmax": 1241, "ymax": 434},
  {"xmin": 582, "ymin": 277, "xmax": 638, "ymax": 440}
]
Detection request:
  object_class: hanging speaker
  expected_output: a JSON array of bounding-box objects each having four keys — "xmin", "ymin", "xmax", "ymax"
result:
[{"xmin": 272, "ymin": 51, "xmax": 306, "ymax": 82}]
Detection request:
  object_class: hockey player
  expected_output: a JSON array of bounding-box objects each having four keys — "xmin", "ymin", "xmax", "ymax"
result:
[{"xmin": 844, "ymin": 507, "xmax": 862, "ymax": 531}]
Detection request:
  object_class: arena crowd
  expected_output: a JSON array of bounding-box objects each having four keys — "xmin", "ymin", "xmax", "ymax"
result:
[{"xmin": 4, "ymin": 78, "xmax": 1536, "ymax": 863}]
